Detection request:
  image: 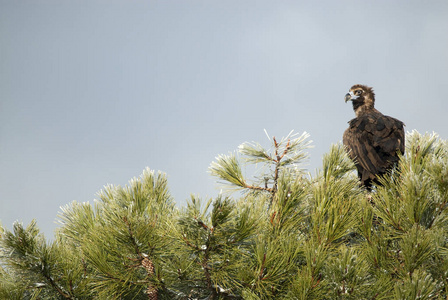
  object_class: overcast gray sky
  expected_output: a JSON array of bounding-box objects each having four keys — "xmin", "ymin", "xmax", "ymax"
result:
[{"xmin": 1, "ymin": 0, "xmax": 447, "ymax": 238}]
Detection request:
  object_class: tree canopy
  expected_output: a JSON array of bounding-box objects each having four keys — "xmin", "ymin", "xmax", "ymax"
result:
[{"xmin": 1, "ymin": 130, "xmax": 448, "ymax": 299}]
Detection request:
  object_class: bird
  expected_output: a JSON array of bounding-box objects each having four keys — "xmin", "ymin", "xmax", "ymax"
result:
[{"xmin": 343, "ymin": 84, "xmax": 405, "ymax": 191}]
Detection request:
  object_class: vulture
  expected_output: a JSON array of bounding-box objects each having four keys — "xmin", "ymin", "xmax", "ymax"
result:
[{"xmin": 343, "ymin": 84, "xmax": 405, "ymax": 190}]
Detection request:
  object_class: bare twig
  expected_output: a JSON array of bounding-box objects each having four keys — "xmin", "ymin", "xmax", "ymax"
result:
[
  {"xmin": 245, "ymin": 184, "xmax": 273, "ymax": 193},
  {"xmin": 43, "ymin": 272, "xmax": 73, "ymax": 299}
]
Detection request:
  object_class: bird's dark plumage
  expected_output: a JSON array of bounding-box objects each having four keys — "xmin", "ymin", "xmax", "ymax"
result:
[{"xmin": 343, "ymin": 84, "xmax": 405, "ymax": 190}]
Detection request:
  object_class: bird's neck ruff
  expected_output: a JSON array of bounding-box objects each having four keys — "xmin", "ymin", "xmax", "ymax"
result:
[{"xmin": 353, "ymin": 101, "xmax": 376, "ymax": 117}]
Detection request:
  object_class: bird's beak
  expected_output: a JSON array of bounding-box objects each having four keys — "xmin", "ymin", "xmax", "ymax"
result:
[
  {"xmin": 345, "ymin": 91, "xmax": 359, "ymax": 103},
  {"xmin": 345, "ymin": 93, "xmax": 351, "ymax": 103}
]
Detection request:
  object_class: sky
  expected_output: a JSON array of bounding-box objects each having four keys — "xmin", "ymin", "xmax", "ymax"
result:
[{"xmin": 1, "ymin": 0, "xmax": 448, "ymax": 238}]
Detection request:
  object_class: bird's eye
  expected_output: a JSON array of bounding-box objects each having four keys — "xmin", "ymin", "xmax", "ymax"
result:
[{"xmin": 356, "ymin": 90, "xmax": 362, "ymax": 95}]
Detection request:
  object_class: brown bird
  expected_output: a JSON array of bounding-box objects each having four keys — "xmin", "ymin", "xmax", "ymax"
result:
[{"xmin": 343, "ymin": 84, "xmax": 405, "ymax": 190}]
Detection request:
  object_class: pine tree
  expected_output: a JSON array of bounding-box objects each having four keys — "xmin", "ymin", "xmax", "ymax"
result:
[{"xmin": 1, "ymin": 130, "xmax": 448, "ymax": 299}]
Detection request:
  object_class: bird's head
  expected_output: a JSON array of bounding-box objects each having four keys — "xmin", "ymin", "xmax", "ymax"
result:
[{"xmin": 345, "ymin": 84, "xmax": 375, "ymax": 115}]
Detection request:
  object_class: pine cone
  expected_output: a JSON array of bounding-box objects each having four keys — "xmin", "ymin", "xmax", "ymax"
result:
[
  {"xmin": 142, "ymin": 257, "xmax": 155, "ymax": 275},
  {"xmin": 141, "ymin": 256, "xmax": 157, "ymax": 300},
  {"xmin": 146, "ymin": 287, "xmax": 158, "ymax": 300}
]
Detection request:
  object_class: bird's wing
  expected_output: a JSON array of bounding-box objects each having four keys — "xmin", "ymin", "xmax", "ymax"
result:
[
  {"xmin": 344, "ymin": 120, "xmax": 383, "ymax": 179},
  {"xmin": 365, "ymin": 115, "xmax": 405, "ymax": 157},
  {"xmin": 343, "ymin": 114, "xmax": 404, "ymax": 180}
]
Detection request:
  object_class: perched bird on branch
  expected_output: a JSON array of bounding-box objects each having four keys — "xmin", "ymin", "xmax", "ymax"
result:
[{"xmin": 343, "ymin": 84, "xmax": 405, "ymax": 191}]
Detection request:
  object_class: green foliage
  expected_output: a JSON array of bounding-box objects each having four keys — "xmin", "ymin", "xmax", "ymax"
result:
[
  {"xmin": 169, "ymin": 195, "xmax": 258, "ymax": 299},
  {"xmin": 1, "ymin": 130, "xmax": 448, "ymax": 299},
  {"xmin": 0, "ymin": 220, "xmax": 90, "ymax": 299},
  {"xmin": 210, "ymin": 154, "xmax": 247, "ymax": 189}
]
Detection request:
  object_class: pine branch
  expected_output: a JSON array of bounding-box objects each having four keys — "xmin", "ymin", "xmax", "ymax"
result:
[
  {"xmin": 42, "ymin": 272, "xmax": 73, "ymax": 299},
  {"xmin": 245, "ymin": 184, "xmax": 273, "ymax": 193},
  {"xmin": 123, "ymin": 216, "xmax": 158, "ymax": 299},
  {"xmin": 209, "ymin": 154, "xmax": 246, "ymax": 189},
  {"xmin": 271, "ymin": 137, "xmax": 283, "ymax": 197}
]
